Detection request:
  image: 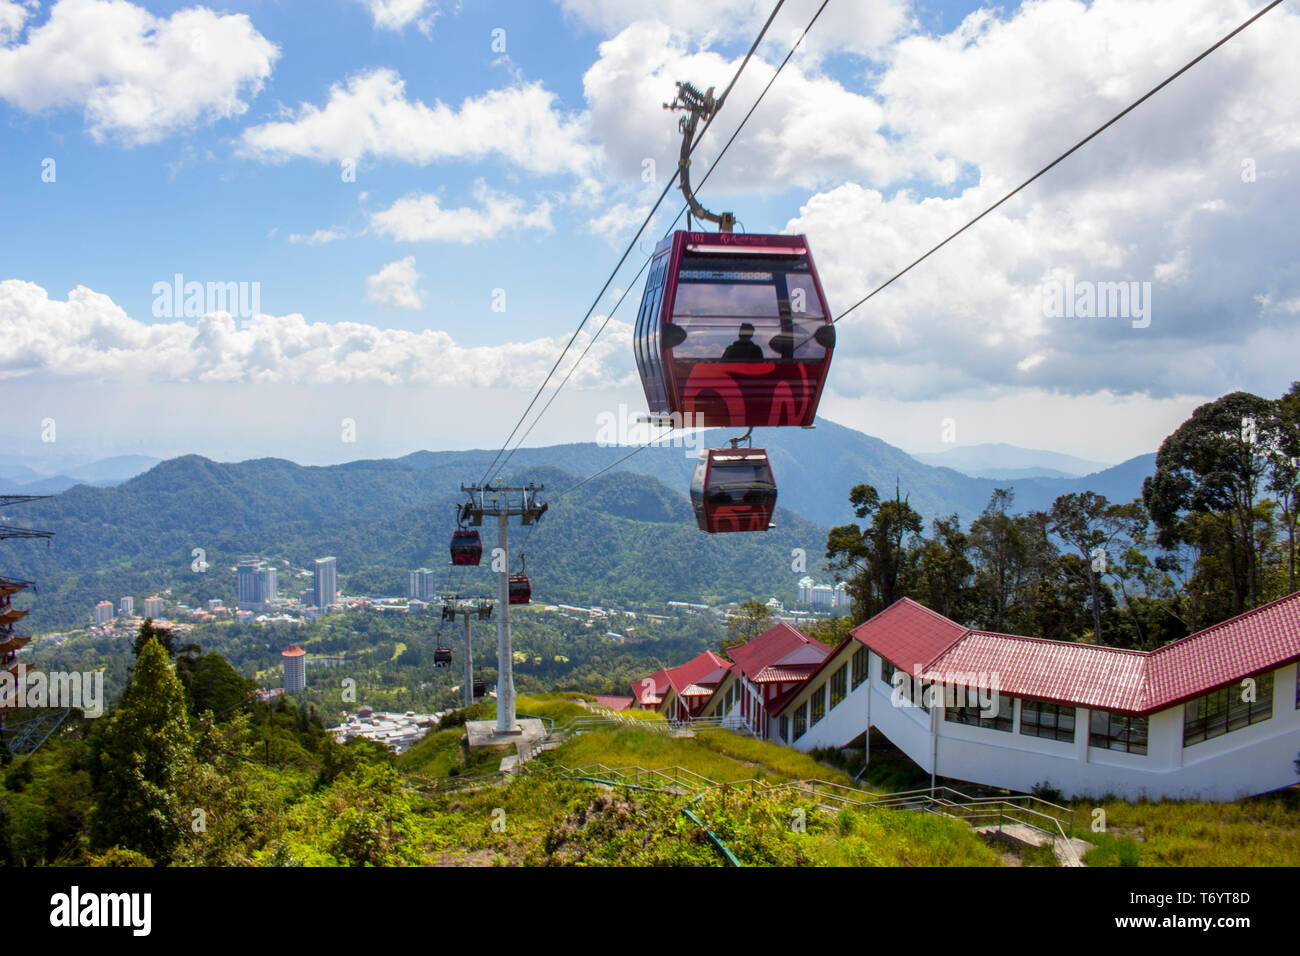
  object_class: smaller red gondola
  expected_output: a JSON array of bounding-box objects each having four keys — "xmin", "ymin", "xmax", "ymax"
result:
[
  {"xmin": 690, "ymin": 448, "xmax": 777, "ymax": 533},
  {"xmin": 434, "ymin": 646, "xmax": 452, "ymax": 668},
  {"xmin": 508, "ymin": 574, "xmax": 531, "ymax": 605},
  {"xmin": 450, "ymin": 529, "xmax": 482, "ymax": 566},
  {"xmin": 472, "ymin": 679, "xmax": 487, "ymax": 698}
]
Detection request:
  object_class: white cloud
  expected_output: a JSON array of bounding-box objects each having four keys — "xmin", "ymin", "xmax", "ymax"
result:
[
  {"xmin": 360, "ymin": 0, "xmax": 437, "ymax": 36},
  {"xmin": 365, "ymin": 257, "xmax": 423, "ymax": 310},
  {"xmin": 0, "ymin": 279, "xmax": 636, "ymax": 389},
  {"xmin": 240, "ymin": 68, "xmax": 595, "ymax": 177},
  {"xmin": 0, "ymin": 0, "xmax": 278, "ymax": 144},
  {"xmin": 782, "ymin": 0, "xmax": 1300, "ymax": 402},
  {"xmin": 582, "ymin": 21, "xmax": 906, "ymax": 196},
  {"xmin": 288, "ymin": 227, "xmax": 349, "ymax": 246},
  {"xmin": 0, "ymin": 1, "xmax": 30, "ymax": 43},
  {"xmin": 369, "ymin": 181, "xmax": 554, "ymax": 243},
  {"xmin": 557, "ymin": 0, "xmax": 911, "ymax": 57}
]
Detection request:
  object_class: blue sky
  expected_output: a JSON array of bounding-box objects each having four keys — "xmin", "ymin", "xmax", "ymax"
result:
[{"xmin": 2, "ymin": 0, "xmax": 1297, "ymax": 468}]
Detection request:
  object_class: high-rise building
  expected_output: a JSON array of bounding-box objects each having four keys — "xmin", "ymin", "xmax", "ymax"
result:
[
  {"xmin": 119, "ymin": 596, "xmax": 134, "ymax": 616},
  {"xmin": 314, "ymin": 557, "xmax": 337, "ymax": 609},
  {"xmin": 93, "ymin": 601, "xmax": 114, "ymax": 626},
  {"xmin": 238, "ymin": 560, "xmax": 279, "ymax": 611},
  {"xmin": 143, "ymin": 596, "xmax": 165, "ymax": 618},
  {"xmin": 282, "ymin": 644, "xmax": 306, "ymax": 693},
  {"xmin": 261, "ymin": 566, "xmax": 278, "ymax": 602},
  {"xmin": 408, "ymin": 568, "xmax": 435, "ymax": 601},
  {"xmin": 811, "ymin": 584, "xmax": 834, "ymax": 611},
  {"xmin": 832, "ymin": 582, "xmax": 850, "ymax": 608},
  {"xmin": 797, "ymin": 576, "xmax": 815, "ymax": 604}
]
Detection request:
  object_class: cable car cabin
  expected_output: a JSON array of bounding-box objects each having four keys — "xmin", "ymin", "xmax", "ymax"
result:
[
  {"xmin": 450, "ymin": 529, "xmax": 482, "ymax": 566},
  {"xmin": 508, "ymin": 574, "xmax": 531, "ymax": 605},
  {"xmin": 634, "ymin": 231, "xmax": 835, "ymax": 428},
  {"xmin": 690, "ymin": 448, "xmax": 777, "ymax": 533},
  {"xmin": 472, "ymin": 679, "xmax": 487, "ymax": 699},
  {"xmin": 433, "ymin": 647, "xmax": 452, "ymax": 668}
]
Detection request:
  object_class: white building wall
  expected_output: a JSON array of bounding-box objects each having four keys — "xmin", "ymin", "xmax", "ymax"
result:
[{"xmin": 783, "ymin": 653, "xmax": 1300, "ymax": 801}]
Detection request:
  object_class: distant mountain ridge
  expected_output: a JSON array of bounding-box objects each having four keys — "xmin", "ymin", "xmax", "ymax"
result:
[{"xmin": 913, "ymin": 442, "xmax": 1114, "ymax": 479}]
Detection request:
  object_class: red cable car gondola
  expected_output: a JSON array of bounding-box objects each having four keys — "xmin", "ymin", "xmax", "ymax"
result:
[
  {"xmin": 634, "ymin": 231, "xmax": 835, "ymax": 429},
  {"xmin": 472, "ymin": 679, "xmax": 486, "ymax": 698},
  {"xmin": 450, "ymin": 529, "xmax": 482, "ymax": 566},
  {"xmin": 508, "ymin": 574, "xmax": 531, "ymax": 605},
  {"xmin": 690, "ymin": 447, "xmax": 777, "ymax": 533},
  {"xmin": 434, "ymin": 646, "xmax": 452, "ymax": 668}
]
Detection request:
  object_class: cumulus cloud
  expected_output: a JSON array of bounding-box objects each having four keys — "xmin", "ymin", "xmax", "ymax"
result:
[
  {"xmin": 0, "ymin": 279, "xmax": 635, "ymax": 388},
  {"xmin": 0, "ymin": 0, "xmax": 278, "ymax": 144},
  {"xmin": 0, "ymin": 1, "xmax": 30, "ymax": 43},
  {"xmin": 365, "ymin": 257, "xmax": 424, "ymax": 310},
  {"xmin": 369, "ymin": 181, "xmax": 554, "ymax": 243},
  {"xmin": 558, "ymin": 0, "xmax": 911, "ymax": 57},
  {"xmin": 240, "ymin": 68, "xmax": 595, "ymax": 177},
  {"xmin": 582, "ymin": 20, "xmax": 908, "ymax": 197},
  {"xmin": 789, "ymin": 0, "xmax": 1300, "ymax": 402},
  {"xmin": 360, "ymin": 0, "xmax": 437, "ymax": 35}
]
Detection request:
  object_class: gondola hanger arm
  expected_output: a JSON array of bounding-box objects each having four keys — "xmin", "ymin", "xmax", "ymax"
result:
[{"xmin": 665, "ymin": 81, "xmax": 735, "ymax": 233}]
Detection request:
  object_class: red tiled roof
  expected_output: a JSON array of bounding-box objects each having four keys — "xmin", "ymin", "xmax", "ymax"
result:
[
  {"xmin": 665, "ymin": 651, "xmax": 731, "ymax": 697},
  {"xmin": 1146, "ymin": 591, "xmax": 1300, "ymax": 710},
  {"xmin": 727, "ymin": 622, "xmax": 829, "ymax": 680},
  {"xmin": 593, "ymin": 695, "xmax": 634, "ymax": 712},
  {"xmin": 923, "ymin": 591, "xmax": 1300, "ymax": 715},
  {"xmin": 849, "ymin": 597, "xmax": 969, "ymax": 673},
  {"xmin": 923, "ymin": 631, "xmax": 1148, "ymax": 712},
  {"xmin": 752, "ymin": 663, "xmax": 823, "ymax": 683}
]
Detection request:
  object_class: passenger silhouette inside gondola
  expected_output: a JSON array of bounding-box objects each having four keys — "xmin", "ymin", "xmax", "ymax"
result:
[{"xmin": 722, "ymin": 322, "xmax": 764, "ymax": 361}]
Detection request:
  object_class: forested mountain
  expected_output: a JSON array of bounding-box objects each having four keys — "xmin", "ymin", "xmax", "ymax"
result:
[{"xmin": 3, "ymin": 458, "xmax": 836, "ymax": 632}]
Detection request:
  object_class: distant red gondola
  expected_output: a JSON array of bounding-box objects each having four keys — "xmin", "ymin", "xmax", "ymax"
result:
[
  {"xmin": 472, "ymin": 679, "xmax": 487, "ymax": 698},
  {"xmin": 434, "ymin": 646, "xmax": 452, "ymax": 668},
  {"xmin": 634, "ymin": 231, "xmax": 835, "ymax": 429},
  {"xmin": 690, "ymin": 448, "xmax": 777, "ymax": 533},
  {"xmin": 508, "ymin": 574, "xmax": 531, "ymax": 605},
  {"xmin": 450, "ymin": 529, "xmax": 482, "ymax": 566}
]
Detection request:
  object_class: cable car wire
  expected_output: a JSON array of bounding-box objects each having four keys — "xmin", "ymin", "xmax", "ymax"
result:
[
  {"xmin": 475, "ymin": 0, "xmax": 789, "ymax": 488},
  {"xmin": 491, "ymin": 0, "xmax": 830, "ymax": 480},
  {"xmin": 831, "ymin": 0, "xmax": 1287, "ymax": 326}
]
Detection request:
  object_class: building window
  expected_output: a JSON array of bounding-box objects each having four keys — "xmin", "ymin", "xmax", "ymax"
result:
[
  {"xmin": 779, "ymin": 714, "xmax": 789, "ymax": 742},
  {"xmin": 1089, "ymin": 710, "xmax": 1148, "ymax": 755},
  {"xmin": 794, "ymin": 704, "xmax": 807, "ymax": 740},
  {"xmin": 1184, "ymin": 672, "xmax": 1274, "ymax": 747},
  {"xmin": 829, "ymin": 666, "xmax": 847, "ymax": 710},
  {"xmin": 810, "ymin": 685, "xmax": 826, "ymax": 725},
  {"xmin": 880, "ymin": 656, "xmax": 896, "ymax": 688},
  {"xmin": 944, "ymin": 690, "xmax": 1014, "ymax": 732},
  {"xmin": 1020, "ymin": 699, "xmax": 1076, "ymax": 742},
  {"xmin": 851, "ymin": 646, "xmax": 868, "ymax": 689}
]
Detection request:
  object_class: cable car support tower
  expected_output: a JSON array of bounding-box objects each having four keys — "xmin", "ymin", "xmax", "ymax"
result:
[{"xmin": 457, "ymin": 481, "xmax": 546, "ymax": 735}]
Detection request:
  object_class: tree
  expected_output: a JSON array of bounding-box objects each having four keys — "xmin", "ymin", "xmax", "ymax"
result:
[
  {"xmin": 1047, "ymin": 492, "xmax": 1145, "ymax": 643},
  {"xmin": 1269, "ymin": 382, "xmax": 1300, "ymax": 592},
  {"xmin": 914, "ymin": 514, "xmax": 975, "ymax": 622},
  {"xmin": 1143, "ymin": 391, "xmax": 1278, "ymax": 611},
  {"xmin": 826, "ymin": 483, "xmax": 923, "ymax": 620},
  {"xmin": 968, "ymin": 489, "xmax": 1022, "ymax": 632},
  {"xmin": 132, "ymin": 618, "xmax": 176, "ymax": 659},
  {"xmin": 724, "ymin": 601, "xmax": 773, "ymax": 651},
  {"xmin": 88, "ymin": 635, "xmax": 194, "ymax": 862}
]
